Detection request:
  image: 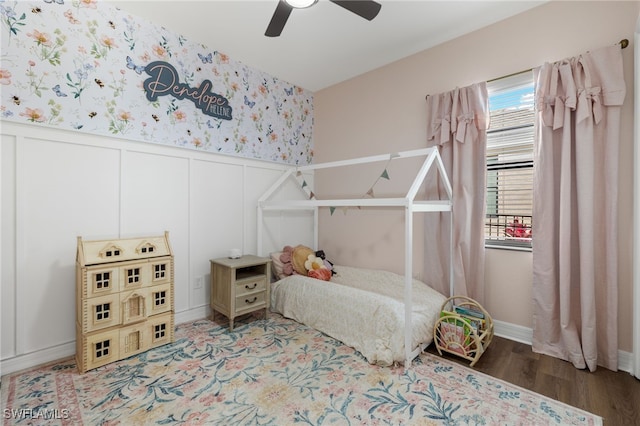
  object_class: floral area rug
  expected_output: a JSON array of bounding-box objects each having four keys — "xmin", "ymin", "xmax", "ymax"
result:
[{"xmin": 2, "ymin": 314, "xmax": 602, "ymax": 425}]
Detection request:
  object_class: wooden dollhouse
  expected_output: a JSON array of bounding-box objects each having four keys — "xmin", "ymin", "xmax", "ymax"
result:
[{"xmin": 75, "ymin": 231, "xmax": 175, "ymax": 373}]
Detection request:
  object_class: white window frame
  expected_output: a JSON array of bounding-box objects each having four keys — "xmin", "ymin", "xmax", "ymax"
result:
[{"xmin": 485, "ymin": 71, "xmax": 534, "ymax": 250}]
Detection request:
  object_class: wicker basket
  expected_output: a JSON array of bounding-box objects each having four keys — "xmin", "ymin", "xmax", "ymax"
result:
[{"xmin": 433, "ymin": 295, "xmax": 494, "ymax": 367}]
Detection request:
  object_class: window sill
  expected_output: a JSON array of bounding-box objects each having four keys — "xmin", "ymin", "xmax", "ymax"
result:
[{"xmin": 484, "ymin": 244, "xmax": 532, "ymax": 252}]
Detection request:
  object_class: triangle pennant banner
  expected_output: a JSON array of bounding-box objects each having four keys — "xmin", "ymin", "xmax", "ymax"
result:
[
  {"xmin": 330, "ymin": 207, "xmax": 336, "ymax": 216},
  {"xmin": 365, "ymin": 188, "xmax": 374, "ymax": 198},
  {"xmin": 381, "ymin": 169, "xmax": 390, "ymax": 180}
]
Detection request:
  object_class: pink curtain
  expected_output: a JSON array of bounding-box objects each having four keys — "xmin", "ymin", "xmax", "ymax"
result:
[
  {"xmin": 424, "ymin": 83, "xmax": 488, "ymax": 302},
  {"xmin": 532, "ymin": 44, "xmax": 626, "ymax": 371}
]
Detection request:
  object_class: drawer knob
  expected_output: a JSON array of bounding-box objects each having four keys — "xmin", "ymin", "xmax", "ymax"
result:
[
  {"xmin": 245, "ymin": 296, "xmax": 258, "ymax": 304},
  {"xmin": 245, "ymin": 283, "xmax": 258, "ymax": 290}
]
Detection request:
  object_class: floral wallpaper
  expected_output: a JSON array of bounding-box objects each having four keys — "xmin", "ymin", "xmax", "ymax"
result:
[{"xmin": 0, "ymin": 0, "xmax": 314, "ymax": 165}]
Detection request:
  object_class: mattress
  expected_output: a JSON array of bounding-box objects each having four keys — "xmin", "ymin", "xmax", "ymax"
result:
[{"xmin": 270, "ymin": 265, "xmax": 446, "ymax": 366}]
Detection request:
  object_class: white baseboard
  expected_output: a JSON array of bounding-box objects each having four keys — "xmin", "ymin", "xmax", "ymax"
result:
[
  {"xmin": 0, "ymin": 306, "xmax": 212, "ymax": 377},
  {"xmin": 493, "ymin": 319, "xmax": 533, "ymax": 345},
  {"xmin": 493, "ymin": 319, "xmax": 634, "ymax": 375},
  {"xmin": 1, "ymin": 314, "xmax": 634, "ymax": 377}
]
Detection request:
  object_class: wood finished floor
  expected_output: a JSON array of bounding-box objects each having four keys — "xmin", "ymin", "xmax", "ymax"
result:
[{"xmin": 426, "ymin": 336, "xmax": 640, "ymax": 426}]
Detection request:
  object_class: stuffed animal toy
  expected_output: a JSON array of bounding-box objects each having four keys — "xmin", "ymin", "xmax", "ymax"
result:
[
  {"xmin": 304, "ymin": 253, "xmax": 325, "ymax": 272},
  {"xmin": 292, "ymin": 245, "xmax": 314, "ymax": 275},
  {"xmin": 308, "ymin": 267, "xmax": 331, "ymax": 281},
  {"xmin": 279, "ymin": 245, "xmax": 295, "ymax": 276},
  {"xmin": 315, "ymin": 250, "xmax": 335, "ymax": 275}
]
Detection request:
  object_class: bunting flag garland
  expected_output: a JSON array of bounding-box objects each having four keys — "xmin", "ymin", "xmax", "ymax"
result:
[{"xmin": 307, "ymin": 159, "xmax": 393, "ymax": 216}]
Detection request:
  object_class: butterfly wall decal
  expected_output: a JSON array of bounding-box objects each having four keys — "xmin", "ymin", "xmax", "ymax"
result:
[
  {"xmin": 52, "ymin": 84, "xmax": 68, "ymax": 97},
  {"xmin": 198, "ymin": 53, "xmax": 213, "ymax": 64},
  {"xmin": 126, "ymin": 56, "xmax": 145, "ymax": 74},
  {"xmin": 244, "ymin": 95, "xmax": 255, "ymax": 108}
]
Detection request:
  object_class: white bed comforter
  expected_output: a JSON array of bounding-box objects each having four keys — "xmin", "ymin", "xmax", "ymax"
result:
[{"xmin": 270, "ymin": 265, "xmax": 446, "ymax": 366}]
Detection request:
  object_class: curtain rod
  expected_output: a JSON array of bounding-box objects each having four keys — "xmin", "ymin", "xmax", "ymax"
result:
[
  {"xmin": 485, "ymin": 39, "xmax": 629, "ymax": 83},
  {"xmin": 425, "ymin": 39, "xmax": 629, "ymax": 99}
]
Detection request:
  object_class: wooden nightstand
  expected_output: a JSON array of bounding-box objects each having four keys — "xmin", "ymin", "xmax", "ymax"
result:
[{"xmin": 210, "ymin": 255, "xmax": 271, "ymax": 330}]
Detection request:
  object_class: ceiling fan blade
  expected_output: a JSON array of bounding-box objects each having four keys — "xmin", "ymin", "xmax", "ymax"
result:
[
  {"xmin": 265, "ymin": 1, "xmax": 294, "ymax": 37},
  {"xmin": 329, "ymin": 0, "xmax": 382, "ymax": 21}
]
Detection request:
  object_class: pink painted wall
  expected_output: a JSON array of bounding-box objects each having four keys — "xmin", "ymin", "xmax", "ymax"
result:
[{"xmin": 313, "ymin": 1, "xmax": 638, "ymax": 351}]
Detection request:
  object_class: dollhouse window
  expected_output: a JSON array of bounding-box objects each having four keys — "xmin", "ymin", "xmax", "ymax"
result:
[
  {"xmin": 154, "ymin": 264, "xmax": 166, "ymax": 280},
  {"xmin": 95, "ymin": 303, "xmax": 111, "ymax": 321},
  {"xmin": 154, "ymin": 290, "xmax": 166, "ymax": 307},
  {"xmin": 126, "ymin": 268, "xmax": 140, "ymax": 284},
  {"xmin": 95, "ymin": 340, "xmax": 110, "ymax": 358},
  {"xmin": 95, "ymin": 272, "xmax": 110, "ymax": 290},
  {"xmin": 154, "ymin": 323, "xmax": 166, "ymax": 340},
  {"xmin": 100, "ymin": 244, "xmax": 123, "ymax": 259},
  {"xmin": 137, "ymin": 242, "xmax": 156, "ymax": 255}
]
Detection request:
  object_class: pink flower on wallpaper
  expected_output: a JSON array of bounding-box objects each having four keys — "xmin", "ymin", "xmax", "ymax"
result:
[
  {"xmin": 217, "ymin": 53, "xmax": 229, "ymax": 64},
  {"xmin": 118, "ymin": 110, "xmax": 133, "ymax": 122},
  {"xmin": 152, "ymin": 45, "xmax": 167, "ymax": 58},
  {"xmin": 100, "ymin": 36, "xmax": 117, "ymax": 49},
  {"xmin": 173, "ymin": 110, "xmax": 187, "ymax": 122},
  {"xmin": 269, "ymin": 133, "xmax": 278, "ymax": 142},
  {"xmin": 0, "ymin": 69, "xmax": 12, "ymax": 85},
  {"xmin": 64, "ymin": 10, "xmax": 80, "ymax": 24},
  {"xmin": 27, "ymin": 29, "xmax": 52, "ymax": 46},
  {"xmin": 20, "ymin": 108, "xmax": 45, "ymax": 122}
]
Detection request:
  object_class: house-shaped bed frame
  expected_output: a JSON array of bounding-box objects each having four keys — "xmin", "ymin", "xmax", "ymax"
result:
[{"xmin": 257, "ymin": 147, "xmax": 453, "ymax": 366}]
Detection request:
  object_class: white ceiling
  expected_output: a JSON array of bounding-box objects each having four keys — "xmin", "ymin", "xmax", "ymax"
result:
[{"xmin": 107, "ymin": 0, "xmax": 546, "ymax": 92}]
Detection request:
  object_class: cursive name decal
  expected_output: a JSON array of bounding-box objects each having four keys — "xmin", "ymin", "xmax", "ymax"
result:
[{"xmin": 143, "ymin": 61, "xmax": 232, "ymax": 120}]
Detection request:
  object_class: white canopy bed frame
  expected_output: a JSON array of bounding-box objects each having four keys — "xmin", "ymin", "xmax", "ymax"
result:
[{"xmin": 257, "ymin": 147, "xmax": 453, "ymax": 367}]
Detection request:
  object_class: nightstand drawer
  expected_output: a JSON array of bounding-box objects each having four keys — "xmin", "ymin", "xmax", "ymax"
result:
[
  {"xmin": 235, "ymin": 291, "xmax": 266, "ymax": 313},
  {"xmin": 235, "ymin": 277, "xmax": 266, "ymax": 295}
]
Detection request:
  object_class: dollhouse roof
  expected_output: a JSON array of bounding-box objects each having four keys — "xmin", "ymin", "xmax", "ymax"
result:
[{"xmin": 77, "ymin": 231, "xmax": 172, "ymax": 266}]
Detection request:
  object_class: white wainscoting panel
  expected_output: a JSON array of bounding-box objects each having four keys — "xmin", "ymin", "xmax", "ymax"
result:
[{"xmin": 0, "ymin": 121, "xmax": 311, "ymax": 375}]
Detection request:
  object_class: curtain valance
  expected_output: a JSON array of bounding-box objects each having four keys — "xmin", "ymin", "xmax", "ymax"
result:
[
  {"xmin": 535, "ymin": 45, "xmax": 626, "ymax": 130},
  {"xmin": 426, "ymin": 83, "xmax": 489, "ymax": 146}
]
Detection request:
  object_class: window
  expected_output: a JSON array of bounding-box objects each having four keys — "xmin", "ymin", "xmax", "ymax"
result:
[
  {"xmin": 154, "ymin": 290, "xmax": 166, "ymax": 307},
  {"xmin": 95, "ymin": 340, "xmax": 110, "ymax": 358},
  {"xmin": 485, "ymin": 71, "xmax": 534, "ymax": 249},
  {"xmin": 126, "ymin": 267, "xmax": 140, "ymax": 284},
  {"xmin": 95, "ymin": 303, "xmax": 111, "ymax": 321},
  {"xmin": 138, "ymin": 242, "xmax": 156, "ymax": 254},
  {"xmin": 154, "ymin": 263, "xmax": 166, "ymax": 280},
  {"xmin": 95, "ymin": 272, "xmax": 110, "ymax": 290},
  {"xmin": 154, "ymin": 323, "xmax": 166, "ymax": 340}
]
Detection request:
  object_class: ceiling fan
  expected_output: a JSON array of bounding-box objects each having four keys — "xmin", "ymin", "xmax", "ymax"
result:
[{"xmin": 265, "ymin": 0, "xmax": 382, "ymax": 37}]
